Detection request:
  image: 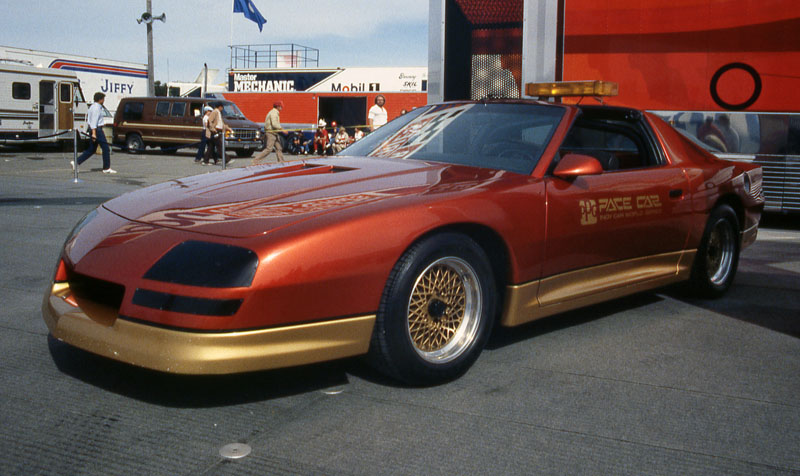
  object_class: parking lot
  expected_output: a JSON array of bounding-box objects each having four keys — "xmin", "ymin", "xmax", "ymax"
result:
[{"xmin": 1, "ymin": 146, "xmax": 798, "ymax": 475}]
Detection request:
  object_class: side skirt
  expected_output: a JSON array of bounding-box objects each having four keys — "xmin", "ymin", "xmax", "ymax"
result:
[{"xmin": 501, "ymin": 250, "xmax": 696, "ymax": 327}]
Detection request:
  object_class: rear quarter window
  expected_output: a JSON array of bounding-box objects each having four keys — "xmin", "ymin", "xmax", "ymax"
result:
[{"xmin": 122, "ymin": 102, "xmax": 144, "ymax": 121}]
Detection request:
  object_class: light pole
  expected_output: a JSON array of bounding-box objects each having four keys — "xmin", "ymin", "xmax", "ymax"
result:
[{"xmin": 138, "ymin": 1, "xmax": 166, "ymax": 96}]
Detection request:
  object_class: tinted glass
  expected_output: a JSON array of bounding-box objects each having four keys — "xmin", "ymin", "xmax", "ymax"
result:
[
  {"xmin": 171, "ymin": 102, "xmax": 186, "ymax": 117},
  {"xmin": 155, "ymin": 102, "xmax": 170, "ymax": 117},
  {"xmin": 39, "ymin": 82, "xmax": 54, "ymax": 105},
  {"xmin": 60, "ymin": 83, "xmax": 72, "ymax": 102},
  {"xmin": 190, "ymin": 102, "xmax": 204, "ymax": 117},
  {"xmin": 343, "ymin": 103, "xmax": 565, "ymax": 174},
  {"xmin": 220, "ymin": 102, "xmax": 246, "ymax": 120},
  {"xmin": 561, "ymin": 122, "xmax": 646, "ymax": 170},
  {"xmin": 12, "ymin": 82, "xmax": 31, "ymax": 100},
  {"xmin": 123, "ymin": 102, "xmax": 144, "ymax": 121}
]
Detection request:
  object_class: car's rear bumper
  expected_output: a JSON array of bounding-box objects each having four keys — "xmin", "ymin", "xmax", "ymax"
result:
[{"xmin": 43, "ymin": 282, "xmax": 375, "ymax": 374}]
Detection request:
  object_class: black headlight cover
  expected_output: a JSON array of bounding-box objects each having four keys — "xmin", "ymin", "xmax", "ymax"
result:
[
  {"xmin": 132, "ymin": 289, "xmax": 242, "ymax": 316},
  {"xmin": 144, "ymin": 241, "xmax": 258, "ymax": 288}
]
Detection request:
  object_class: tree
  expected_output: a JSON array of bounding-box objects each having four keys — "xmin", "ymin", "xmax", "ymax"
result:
[{"xmin": 153, "ymin": 81, "xmax": 167, "ymax": 97}]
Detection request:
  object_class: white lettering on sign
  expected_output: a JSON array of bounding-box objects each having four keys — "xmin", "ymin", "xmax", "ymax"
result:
[{"xmin": 233, "ymin": 80, "xmax": 296, "ymax": 92}]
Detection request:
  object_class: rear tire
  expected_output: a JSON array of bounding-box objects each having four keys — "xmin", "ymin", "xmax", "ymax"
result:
[
  {"xmin": 368, "ymin": 233, "xmax": 496, "ymax": 385},
  {"xmin": 126, "ymin": 134, "xmax": 144, "ymax": 154},
  {"xmin": 690, "ymin": 204, "xmax": 740, "ymax": 298}
]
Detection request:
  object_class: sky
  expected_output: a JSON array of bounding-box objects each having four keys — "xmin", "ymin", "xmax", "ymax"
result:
[{"xmin": 0, "ymin": 0, "xmax": 429, "ymax": 84}]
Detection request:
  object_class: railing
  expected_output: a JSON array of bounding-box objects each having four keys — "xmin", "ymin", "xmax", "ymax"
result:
[{"xmin": 229, "ymin": 44, "xmax": 319, "ymax": 70}]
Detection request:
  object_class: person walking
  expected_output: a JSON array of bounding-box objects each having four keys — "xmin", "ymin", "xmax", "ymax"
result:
[
  {"xmin": 252, "ymin": 101, "xmax": 287, "ymax": 165},
  {"xmin": 368, "ymin": 94, "xmax": 388, "ymax": 131},
  {"xmin": 73, "ymin": 92, "xmax": 115, "ymax": 173},
  {"xmin": 203, "ymin": 103, "xmax": 231, "ymax": 165},
  {"xmin": 195, "ymin": 105, "xmax": 213, "ymax": 163}
]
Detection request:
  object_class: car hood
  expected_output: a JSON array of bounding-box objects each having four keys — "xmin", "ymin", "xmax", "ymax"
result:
[
  {"xmin": 225, "ymin": 117, "xmax": 260, "ymax": 128},
  {"xmin": 103, "ymin": 157, "xmax": 506, "ymax": 238}
]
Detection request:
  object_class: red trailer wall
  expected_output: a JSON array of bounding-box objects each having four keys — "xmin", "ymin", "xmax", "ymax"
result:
[
  {"xmin": 562, "ymin": 0, "xmax": 800, "ymax": 112},
  {"xmin": 223, "ymin": 92, "xmax": 427, "ymax": 126}
]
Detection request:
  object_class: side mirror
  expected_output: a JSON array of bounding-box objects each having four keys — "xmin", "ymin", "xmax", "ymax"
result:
[{"xmin": 553, "ymin": 153, "xmax": 604, "ymax": 179}]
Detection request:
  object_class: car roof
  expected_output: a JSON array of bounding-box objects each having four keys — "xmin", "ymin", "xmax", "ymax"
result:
[{"xmin": 120, "ymin": 97, "xmax": 232, "ymax": 104}]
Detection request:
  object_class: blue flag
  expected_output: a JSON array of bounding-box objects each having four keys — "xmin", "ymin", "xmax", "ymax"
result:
[{"xmin": 233, "ymin": 0, "xmax": 267, "ymax": 32}]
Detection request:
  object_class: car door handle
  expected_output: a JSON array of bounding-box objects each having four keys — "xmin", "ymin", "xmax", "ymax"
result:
[{"xmin": 669, "ymin": 188, "xmax": 683, "ymax": 198}]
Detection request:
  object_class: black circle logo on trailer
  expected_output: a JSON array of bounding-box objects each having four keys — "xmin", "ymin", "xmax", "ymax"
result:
[{"xmin": 710, "ymin": 63, "xmax": 762, "ymax": 111}]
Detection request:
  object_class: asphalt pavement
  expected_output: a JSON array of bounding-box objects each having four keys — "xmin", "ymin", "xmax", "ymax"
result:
[{"xmin": 0, "ymin": 145, "xmax": 798, "ymax": 475}]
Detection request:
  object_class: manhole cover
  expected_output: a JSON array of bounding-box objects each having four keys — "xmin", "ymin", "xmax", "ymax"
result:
[{"xmin": 219, "ymin": 443, "xmax": 251, "ymax": 459}]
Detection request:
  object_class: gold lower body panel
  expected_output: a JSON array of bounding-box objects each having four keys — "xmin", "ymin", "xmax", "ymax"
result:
[
  {"xmin": 43, "ymin": 285, "xmax": 375, "ymax": 374},
  {"xmin": 741, "ymin": 223, "xmax": 758, "ymax": 249},
  {"xmin": 501, "ymin": 250, "xmax": 696, "ymax": 327}
]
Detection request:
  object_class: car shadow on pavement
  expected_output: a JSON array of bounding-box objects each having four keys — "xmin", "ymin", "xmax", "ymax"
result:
[
  {"xmin": 485, "ymin": 292, "xmax": 665, "ymax": 349},
  {"xmin": 48, "ymin": 335, "xmax": 352, "ymax": 407},
  {"xmin": 664, "ymin": 278, "xmax": 800, "ymax": 339}
]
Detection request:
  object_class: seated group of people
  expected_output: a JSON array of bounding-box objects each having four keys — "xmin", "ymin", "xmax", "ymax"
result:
[{"xmin": 286, "ymin": 119, "xmax": 367, "ymax": 156}]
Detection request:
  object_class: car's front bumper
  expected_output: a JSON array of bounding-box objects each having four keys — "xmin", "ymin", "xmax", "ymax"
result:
[
  {"xmin": 43, "ymin": 282, "xmax": 375, "ymax": 374},
  {"xmin": 225, "ymin": 139, "xmax": 263, "ymax": 151}
]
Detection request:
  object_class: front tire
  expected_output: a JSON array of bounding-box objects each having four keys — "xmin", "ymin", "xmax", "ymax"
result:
[
  {"xmin": 368, "ymin": 233, "xmax": 496, "ymax": 385},
  {"xmin": 126, "ymin": 133, "xmax": 144, "ymax": 154},
  {"xmin": 690, "ymin": 204, "xmax": 740, "ymax": 298},
  {"xmin": 235, "ymin": 149, "xmax": 254, "ymax": 158}
]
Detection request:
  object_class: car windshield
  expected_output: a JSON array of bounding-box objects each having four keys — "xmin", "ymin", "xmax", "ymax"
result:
[
  {"xmin": 220, "ymin": 102, "xmax": 247, "ymax": 120},
  {"xmin": 342, "ymin": 103, "xmax": 565, "ymax": 174}
]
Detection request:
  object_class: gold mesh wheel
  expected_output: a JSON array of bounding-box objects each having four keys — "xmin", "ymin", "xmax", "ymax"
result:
[{"xmin": 406, "ymin": 256, "xmax": 482, "ymax": 363}]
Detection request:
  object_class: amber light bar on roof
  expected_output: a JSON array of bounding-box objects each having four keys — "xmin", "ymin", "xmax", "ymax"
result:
[{"xmin": 525, "ymin": 81, "xmax": 619, "ymax": 98}]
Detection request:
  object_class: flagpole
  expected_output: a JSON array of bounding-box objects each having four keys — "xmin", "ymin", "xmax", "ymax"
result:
[{"xmin": 230, "ymin": 0, "xmax": 234, "ymax": 51}]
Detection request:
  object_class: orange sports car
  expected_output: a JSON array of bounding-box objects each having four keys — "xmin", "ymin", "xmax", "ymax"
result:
[{"xmin": 44, "ymin": 89, "xmax": 764, "ymax": 385}]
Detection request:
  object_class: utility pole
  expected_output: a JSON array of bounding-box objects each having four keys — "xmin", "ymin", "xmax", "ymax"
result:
[
  {"xmin": 146, "ymin": 0, "xmax": 154, "ymax": 96},
  {"xmin": 138, "ymin": 0, "xmax": 165, "ymax": 96},
  {"xmin": 203, "ymin": 63, "xmax": 208, "ymax": 98}
]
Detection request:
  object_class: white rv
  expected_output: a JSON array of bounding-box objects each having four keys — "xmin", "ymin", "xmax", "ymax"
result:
[
  {"xmin": 0, "ymin": 62, "xmax": 89, "ymax": 145},
  {"xmin": 0, "ymin": 45, "xmax": 148, "ymax": 115}
]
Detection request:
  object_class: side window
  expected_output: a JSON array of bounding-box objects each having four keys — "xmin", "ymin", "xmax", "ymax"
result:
[
  {"xmin": 155, "ymin": 101, "xmax": 170, "ymax": 117},
  {"xmin": 122, "ymin": 102, "xmax": 144, "ymax": 121},
  {"xmin": 190, "ymin": 102, "xmax": 203, "ymax": 117},
  {"xmin": 171, "ymin": 102, "xmax": 186, "ymax": 117},
  {"xmin": 12, "ymin": 82, "xmax": 31, "ymax": 100},
  {"xmin": 60, "ymin": 83, "xmax": 72, "ymax": 103},
  {"xmin": 561, "ymin": 122, "xmax": 648, "ymax": 171}
]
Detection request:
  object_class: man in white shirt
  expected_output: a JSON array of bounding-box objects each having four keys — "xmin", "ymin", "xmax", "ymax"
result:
[
  {"xmin": 195, "ymin": 105, "xmax": 214, "ymax": 163},
  {"xmin": 368, "ymin": 95, "xmax": 388, "ymax": 131},
  {"xmin": 75, "ymin": 92, "xmax": 115, "ymax": 173}
]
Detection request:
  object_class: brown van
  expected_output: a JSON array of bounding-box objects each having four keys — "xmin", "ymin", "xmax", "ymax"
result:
[{"xmin": 113, "ymin": 97, "xmax": 264, "ymax": 157}]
